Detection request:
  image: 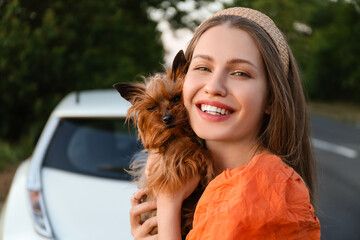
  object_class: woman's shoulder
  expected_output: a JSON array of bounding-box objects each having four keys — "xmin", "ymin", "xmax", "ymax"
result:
[
  {"xmin": 246, "ymin": 153, "xmax": 290, "ymax": 174},
  {"xmin": 199, "ymin": 153, "xmax": 311, "ymax": 206},
  {"xmin": 203, "ymin": 153, "xmax": 305, "ymax": 189},
  {"xmin": 244, "ymin": 153, "xmax": 310, "ymax": 200},
  {"xmin": 198, "ymin": 153, "xmax": 313, "ymax": 216},
  {"xmin": 190, "ymin": 153, "xmax": 320, "ymax": 240},
  {"xmin": 209, "ymin": 153, "xmax": 304, "ymax": 187},
  {"xmin": 244, "ymin": 153, "xmax": 301, "ymax": 181}
]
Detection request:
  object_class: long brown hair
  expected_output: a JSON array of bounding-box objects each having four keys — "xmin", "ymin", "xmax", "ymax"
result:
[{"xmin": 184, "ymin": 16, "xmax": 317, "ymax": 206}]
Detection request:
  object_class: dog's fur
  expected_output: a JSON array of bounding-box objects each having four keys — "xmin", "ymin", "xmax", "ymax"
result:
[{"xmin": 114, "ymin": 51, "xmax": 214, "ymax": 237}]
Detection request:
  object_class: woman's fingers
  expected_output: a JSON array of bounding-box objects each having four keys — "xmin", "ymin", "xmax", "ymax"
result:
[
  {"xmin": 131, "ymin": 188, "xmax": 147, "ymax": 207},
  {"xmin": 147, "ymin": 235, "xmax": 158, "ymax": 240},
  {"xmin": 130, "ymin": 200, "xmax": 157, "ymax": 223},
  {"xmin": 136, "ymin": 216, "xmax": 158, "ymax": 239},
  {"xmin": 130, "ymin": 204, "xmax": 158, "ymax": 239},
  {"xmin": 130, "ymin": 189, "xmax": 157, "ymax": 238}
]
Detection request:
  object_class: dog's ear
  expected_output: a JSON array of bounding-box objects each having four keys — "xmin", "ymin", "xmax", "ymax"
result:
[
  {"xmin": 113, "ymin": 83, "xmax": 145, "ymax": 105},
  {"xmin": 171, "ymin": 50, "xmax": 187, "ymax": 81}
]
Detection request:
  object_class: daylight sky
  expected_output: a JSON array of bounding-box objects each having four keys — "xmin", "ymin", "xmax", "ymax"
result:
[{"xmin": 151, "ymin": 0, "xmax": 232, "ymax": 65}]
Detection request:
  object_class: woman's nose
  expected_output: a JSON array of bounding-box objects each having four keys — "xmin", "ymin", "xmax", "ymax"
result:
[{"xmin": 204, "ymin": 72, "xmax": 227, "ymax": 97}]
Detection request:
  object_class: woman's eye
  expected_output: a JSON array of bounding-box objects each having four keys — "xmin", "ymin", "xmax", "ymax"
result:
[
  {"xmin": 233, "ymin": 71, "xmax": 250, "ymax": 78},
  {"xmin": 195, "ymin": 66, "xmax": 210, "ymax": 72}
]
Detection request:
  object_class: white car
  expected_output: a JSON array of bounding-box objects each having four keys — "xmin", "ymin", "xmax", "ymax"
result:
[{"xmin": 0, "ymin": 90, "xmax": 140, "ymax": 240}]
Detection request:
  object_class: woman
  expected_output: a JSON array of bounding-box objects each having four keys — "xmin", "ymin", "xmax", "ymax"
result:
[{"xmin": 130, "ymin": 7, "xmax": 321, "ymax": 240}]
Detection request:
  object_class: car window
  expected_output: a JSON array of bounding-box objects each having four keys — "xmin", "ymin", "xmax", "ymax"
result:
[{"xmin": 43, "ymin": 118, "xmax": 143, "ymax": 180}]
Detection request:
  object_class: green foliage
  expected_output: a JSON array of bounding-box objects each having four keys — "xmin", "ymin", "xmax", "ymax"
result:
[
  {"xmin": 304, "ymin": 0, "xmax": 360, "ymax": 102},
  {"xmin": 0, "ymin": 136, "xmax": 33, "ymax": 171},
  {"xmin": 0, "ymin": 0, "xmax": 164, "ymax": 141}
]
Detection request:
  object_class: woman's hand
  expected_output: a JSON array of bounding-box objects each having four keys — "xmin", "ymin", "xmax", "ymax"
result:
[
  {"xmin": 130, "ymin": 189, "xmax": 158, "ymax": 240},
  {"xmin": 156, "ymin": 175, "xmax": 200, "ymax": 240},
  {"xmin": 138, "ymin": 151, "xmax": 201, "ymax": 240}
]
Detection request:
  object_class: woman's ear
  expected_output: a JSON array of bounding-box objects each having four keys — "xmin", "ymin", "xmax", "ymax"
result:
[
  {"xmin": 265, "ymin": 107, "xmax": 271, "ymax": 115},
  {"xmin": 264, "ymin": 102, "xmax": 272, "ymax": 115}
]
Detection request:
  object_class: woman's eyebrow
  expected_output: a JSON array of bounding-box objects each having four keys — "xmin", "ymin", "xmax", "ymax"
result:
[
  {"xmin": 227, "ymin": 58, "xmax": 258, "ymax": 70},
  {"xmin": 192, "ymin": 54, "xmax": 214, "ymax": 62}
]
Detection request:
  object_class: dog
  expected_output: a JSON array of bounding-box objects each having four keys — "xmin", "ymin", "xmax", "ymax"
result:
[{"xmin": 114, "ymin": 50, "xmax": 214, "ymax": 238}]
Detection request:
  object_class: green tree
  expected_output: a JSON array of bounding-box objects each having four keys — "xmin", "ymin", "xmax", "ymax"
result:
[
  {"xmin": 0, "ymin": 0, "xmax": 165, "ymax": 141},
  {"xmin": 304, "ymin": 0, "xmax": 360, "ymax": 102}
]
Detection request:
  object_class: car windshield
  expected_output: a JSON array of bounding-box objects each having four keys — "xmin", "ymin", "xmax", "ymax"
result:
[{"xmin": 43, "ymin": 118, "xmax": 143, "ymax": 180}]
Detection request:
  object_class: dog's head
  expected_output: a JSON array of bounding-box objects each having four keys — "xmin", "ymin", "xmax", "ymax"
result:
[{"xmin": 114, "ymin": 50, "xmax": 189, "ymax": 149}]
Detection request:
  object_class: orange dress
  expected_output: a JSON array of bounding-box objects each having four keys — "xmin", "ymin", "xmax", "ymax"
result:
[{"xmin": 186, "ymin": 154, "xmax": 320, "ymax": 240}]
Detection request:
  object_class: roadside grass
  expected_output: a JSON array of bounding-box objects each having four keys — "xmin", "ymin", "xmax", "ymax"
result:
[
  {"xmin": 308, "ymin": 101, "xmax": 360, "ymax": 126},
  {"xmin": 0, "ymin": 166, "xmax": 18, "ymax": 211},
  {"xmin": 0, "ymin": 139, "xmax": 33, "ymax": 171},
  {"xmin": 0, "ymin": 138, "xmax": 33, "ymax": 211}
]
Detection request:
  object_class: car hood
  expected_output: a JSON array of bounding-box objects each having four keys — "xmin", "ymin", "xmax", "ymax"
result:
[{"xmin": 41, "ymin": 167, "xmax": 137, "ymax": 240}]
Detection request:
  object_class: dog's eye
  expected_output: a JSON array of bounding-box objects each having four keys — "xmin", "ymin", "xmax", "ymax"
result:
[
  {"xmin": 147, "ymin": 107, "xmax": 156, "ymax": 112},
  {"xmin": 171, "ymin": 95, "xmax": 181, "ymax": 103}
]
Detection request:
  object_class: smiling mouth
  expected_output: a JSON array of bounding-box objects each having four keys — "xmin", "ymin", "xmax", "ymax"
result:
[{"xmin": 200, "ymin": 104, "xmax": 232, "ymax": 116}]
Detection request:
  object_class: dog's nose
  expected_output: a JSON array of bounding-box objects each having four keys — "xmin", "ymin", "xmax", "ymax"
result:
[{"xmin": 163, "ymin": 115, "xmax": 174, "ymax": 125}]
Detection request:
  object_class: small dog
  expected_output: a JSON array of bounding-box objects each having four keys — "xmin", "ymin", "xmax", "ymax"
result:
[{"xmin": 114, "ymin": 50, "xmax": 214, "ymax": 237}]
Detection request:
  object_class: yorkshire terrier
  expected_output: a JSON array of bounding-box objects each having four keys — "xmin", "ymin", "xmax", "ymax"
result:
[{"xmin": 114, "ymin": 50, "xmax": 214, "ymax": 238}]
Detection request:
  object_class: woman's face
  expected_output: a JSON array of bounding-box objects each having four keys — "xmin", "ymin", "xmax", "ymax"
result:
[{"xmin": 183, "ymin": 24, "xmax": 270, "ymax": 145}]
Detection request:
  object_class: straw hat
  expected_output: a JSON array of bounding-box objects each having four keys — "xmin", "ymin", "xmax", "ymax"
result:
[{"xmin": 198, "ymin": 7, "xmax": 289, "ymax": 75}]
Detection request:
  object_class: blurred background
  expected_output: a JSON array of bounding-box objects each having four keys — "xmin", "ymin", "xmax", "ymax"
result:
[{"xmin": 0, "ymin": 0, "xmax": 359, "ymax": 239}]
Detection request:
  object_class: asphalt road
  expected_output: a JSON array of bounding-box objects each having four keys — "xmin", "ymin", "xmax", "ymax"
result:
[{"xmin": 311, "ymin": 115, "xmax": 360, "ymax": 240}]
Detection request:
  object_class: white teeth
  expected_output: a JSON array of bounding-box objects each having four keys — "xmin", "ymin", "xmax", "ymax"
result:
[{"xmin": 200, "ymin": 104, "xmax": 230, "ymax": 115}]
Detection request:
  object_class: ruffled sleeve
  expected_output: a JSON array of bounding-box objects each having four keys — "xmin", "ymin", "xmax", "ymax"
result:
[{"xmin": 186, "ymin": 154, "xmax": 320, "ymax": 240}]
